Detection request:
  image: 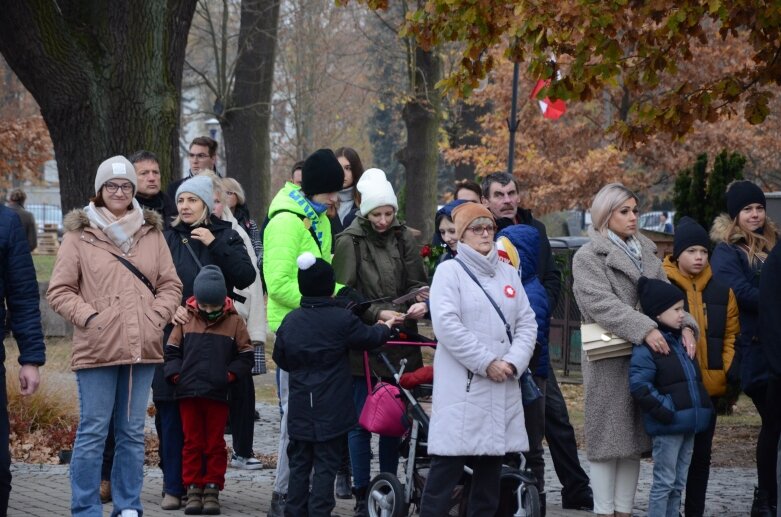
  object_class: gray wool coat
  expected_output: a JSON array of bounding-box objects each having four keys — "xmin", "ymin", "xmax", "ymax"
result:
[{"xmin": 572, "ymin": 228, "xmax": 697, "ymax": 461}]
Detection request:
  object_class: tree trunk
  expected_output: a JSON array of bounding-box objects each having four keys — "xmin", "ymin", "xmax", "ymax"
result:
[
  {"xmin": 398, "ymin": 46, "xmax": 441, "ymax": 243},
  {"xmin": 221, "ymin": 0, "xmax": 280, "ymax": 220},
  {"xmin": 0, "ymin": 0, "xmax": 197, "ymax": 212}
]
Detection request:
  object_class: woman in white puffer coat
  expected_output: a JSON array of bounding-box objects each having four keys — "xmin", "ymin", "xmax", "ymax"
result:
[{"xmin": 421, "ymin": 202, "xmax": 537, "ymax": 516}]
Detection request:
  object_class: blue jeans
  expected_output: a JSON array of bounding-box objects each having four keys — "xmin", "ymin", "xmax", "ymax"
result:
[
  {"xmin": 71, "ymin": 364, "xmax": 155, "ymax": 517},
  {"xmin": 648, "ymin": 433, "xmax": 694, "ymax": 517},
  {"xmin": 348, "ymin": 376, "xmax": 400, "ymax": 489}
]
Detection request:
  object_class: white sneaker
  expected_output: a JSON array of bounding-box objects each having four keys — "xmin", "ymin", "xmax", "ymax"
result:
[
  {"xmin": 120, "ymin": 510, "xmax": 139, "ymax": 517},
  {"xmin": 230, "ymin": 453, "xmax": 263, "ymax": 470}
]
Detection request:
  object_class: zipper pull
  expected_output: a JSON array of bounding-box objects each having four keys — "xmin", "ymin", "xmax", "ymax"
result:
[{"xmin": 466, "ymin": 371, "xmax": 473, "ymax": 392}]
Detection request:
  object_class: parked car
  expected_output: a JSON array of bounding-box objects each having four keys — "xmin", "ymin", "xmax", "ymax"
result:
[
  {"xmin": 638, "ymin": 210, "xmax": 675, "ymax": 233},
  {"xmin": 26, "ymin": 203, "xmax": 63, "ymax": 237}
]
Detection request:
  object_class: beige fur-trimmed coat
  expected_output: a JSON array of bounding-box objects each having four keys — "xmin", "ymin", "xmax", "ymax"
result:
[{"xmin": 572, "ymin": 227, "xmax": 697, "ymax": 461}]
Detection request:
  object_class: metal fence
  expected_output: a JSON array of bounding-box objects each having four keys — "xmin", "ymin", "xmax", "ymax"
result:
[{"xmin": 548, "ymin": 237, "xmax": 589, "ymax": 376}]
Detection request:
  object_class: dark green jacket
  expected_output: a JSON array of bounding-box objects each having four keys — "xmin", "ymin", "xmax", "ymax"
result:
[{"xmin": 333, "ymin": 216, "xmax": 428, "ymax": 377}]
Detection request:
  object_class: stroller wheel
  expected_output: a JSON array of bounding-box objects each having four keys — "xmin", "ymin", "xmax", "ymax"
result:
[
  {"xmin": 367, "ymin": 472, "xmax": 408, "ymax": 517},
  {"xmin": 519, "ymin": 483, "xmax": 540, "ymax": 517}
]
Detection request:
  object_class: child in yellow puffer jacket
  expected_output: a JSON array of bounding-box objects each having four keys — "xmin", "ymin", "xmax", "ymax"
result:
[{"xmin": 662, "ymin": 216, "xmax": 739, "ymax": 517}]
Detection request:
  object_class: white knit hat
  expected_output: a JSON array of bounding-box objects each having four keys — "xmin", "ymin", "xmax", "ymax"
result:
[
  {"xmin": 357, "ymin": 168, "xmax": 397, "ymax": 216},
  {"xmin": 94, "ymin": 156, "xmax": 137, "ymax": 194}
]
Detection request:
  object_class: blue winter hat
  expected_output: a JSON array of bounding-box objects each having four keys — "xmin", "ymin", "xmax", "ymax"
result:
[
  {"xmin": 175, "ymin": 175, "xmax": 214, "ymax": 212},
  {"xmin": 432, "ymin": 199, "xmax": 471, "ymax": 246}
]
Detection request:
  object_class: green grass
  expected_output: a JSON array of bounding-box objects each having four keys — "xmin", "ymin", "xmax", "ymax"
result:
[{"xmin": 32, "ymin": 255, "xmax": 56, "ymax": 283}]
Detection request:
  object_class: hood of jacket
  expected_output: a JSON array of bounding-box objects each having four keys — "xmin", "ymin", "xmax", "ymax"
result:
[
  {"xmin": 63, "ymin": 207, "xmax": 163, "ymax": 233},
  {"xmin": 662, "ymin": 255, "xmax": 713, "ymax": 292},
  {"xmin": 709, "ymin": 212, "xmax": 779, "ymax": 245},
  {"xmin": 497, "ymin": 224, "xmax": 540, "ymax": 282}
]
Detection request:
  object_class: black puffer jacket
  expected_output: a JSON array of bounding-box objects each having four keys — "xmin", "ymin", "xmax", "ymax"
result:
[
  {"xmin": 273, "ymin": 297, "xmax": 391, "ymax": 442},
  {"xmin": 152, "ymin": 215, "xmax": 256, "ymax": 401}
]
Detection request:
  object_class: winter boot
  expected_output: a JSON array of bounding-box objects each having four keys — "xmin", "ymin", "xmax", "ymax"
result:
[
  {"xmin": 202, "ymin": 483, "xmax": 221, "ymax": 515},
  {"xmin": 539, "ymin": 490, "xmax": 546, "ymax": 517},
  {"xmin": 267, "ymin": 491, "xmax": 286, "ymax": 517},
  {"xmin": 335, "ymin": 464, "xmax": 352, "ymax": 500},
  {"xmin": 100, "ymin": 480, "xmax": 112, "ymax": 504},
  {"xmin": 161, "ymin": 493, "xmax": 181, "ymax": 510},
  {"xmin": 751, "ymin": 487, "xmax": 773, "ymax": 517},
  {"xmin": 184, "ymin": 485, "xmax": 203, "ymax": 515},
  {"xmin": 353, "ymin": 486, "xmax": 369, "ymax": 517}
]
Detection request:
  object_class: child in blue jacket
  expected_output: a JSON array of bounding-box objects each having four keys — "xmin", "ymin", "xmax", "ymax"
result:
[{"xmin": 629, "ymin": 277, "xmax": 713, "ymax": 517}]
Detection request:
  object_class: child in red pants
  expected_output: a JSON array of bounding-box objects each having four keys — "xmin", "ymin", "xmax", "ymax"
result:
[{"xmin": 165, "ymin": 265, "xmax": 254, "ymax": 515}]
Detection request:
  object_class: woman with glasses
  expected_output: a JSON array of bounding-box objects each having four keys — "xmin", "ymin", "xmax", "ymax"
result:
[
  {"xmin": 421, "ymin": 202, "xmax": 537, "ymax": 515},
  {"xmin": 331, "ymin": 168, "xmax": 429, "ymax": 516},
  {"xmin": 572, "ymin": 183, "xmax": 698, "ymax": 517},
  {"xmin": 47, "ymin": 156, "xmax": 183, "ymax": 517}
]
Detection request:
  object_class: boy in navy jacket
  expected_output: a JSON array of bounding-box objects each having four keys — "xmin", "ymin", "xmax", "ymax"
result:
[
  {"xmin": 165, "ymin": 265, "xmax": 254, "ymax": 515},
  {"xmin": 273, "ymin": 253, "xmax": 393, "ymax": 517},
  {"xmin": 629, "ymin": 277, "xmax": 713, "ymax": 517}
]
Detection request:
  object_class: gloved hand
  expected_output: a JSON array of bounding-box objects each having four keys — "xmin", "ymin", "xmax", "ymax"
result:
[{"xmin": 336, "ymin": 286, "xmax": 370, "ymax": 315}]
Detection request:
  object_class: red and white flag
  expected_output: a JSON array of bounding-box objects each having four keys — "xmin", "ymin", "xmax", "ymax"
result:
[{"xmin": 530, "ymin": 78, "xmax": 566, "ymax": 120}]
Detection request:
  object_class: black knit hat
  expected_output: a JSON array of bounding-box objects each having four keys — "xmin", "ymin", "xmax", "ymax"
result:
[
  {"xmin": 727, "ymin": 180, "xmax": 765, "ymax": 219},
  {"xmin": 672, "ymin": 216, "xmax": 710, "ymax": 260},
  {"xmin": 297, "ymin": 252, "xmax": 335, "ymax": 297},
  {"xmin": 638, "ymin": 277, "xmax": 684, "ymax": 318},
  {"xmin": 301, "ymin": 149, "xmax": 344, "ymax": 197},
  {"xmin": 193, "ymin": 265, "xmax": 227, "ymax": 306}
]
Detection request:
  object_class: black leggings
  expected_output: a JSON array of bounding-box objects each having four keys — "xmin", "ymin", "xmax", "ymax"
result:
[{"xmin": 749, "ymin": 379, "xmax": 781, "ymax": 501}]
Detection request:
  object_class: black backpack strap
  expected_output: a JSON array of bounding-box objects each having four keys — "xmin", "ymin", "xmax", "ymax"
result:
[{"xmin": 110, "ymin": 253, "xmax": 156, "ymax": 295}]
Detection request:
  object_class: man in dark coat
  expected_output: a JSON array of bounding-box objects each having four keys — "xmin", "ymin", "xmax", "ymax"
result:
[
  {"xmin": 5, "ymin": 189, "xmax": 36, "ymax": 252},
  {"xmin": 759, "ymin": 241, "xmax": 781, "ymax": 514},
  {"xmin": 482, "ymin": 172, "xmax": 594, "ymax": 511},
  {"xmin": 0, "ymin": 205, "xmax": 46, "ymax": 513},
  {"xmin": 166, "ymin": 136, "xmax": 219, "ymax": 200},
  {"xmin": 130, "ymin": 150, "xmax": 177, "ymax": 229}
]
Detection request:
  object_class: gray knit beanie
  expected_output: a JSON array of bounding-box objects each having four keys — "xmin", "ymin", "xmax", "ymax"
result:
[
  {"xmin": 176, "ymin": 175, "xmax": 214, "ymax": 212},
  {"xmin": 94, "ymin": 156, "xmax": 137, "ymax": 195},
  {"xmin": 193, "ymin": 265, "xmax": 227, "ymax": 306}
]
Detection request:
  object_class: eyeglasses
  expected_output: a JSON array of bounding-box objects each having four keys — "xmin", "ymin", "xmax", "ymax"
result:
[
  {"xmin": 467, "ymin": 224, "xmax": 496, "ymax": 235},
  {"xmin": 103, "ymin": 182, "xmax": 134, "ymax": 194},
  {"xmin": 188, "ymin": 153, "xmax": 210, "ymax": 160}
]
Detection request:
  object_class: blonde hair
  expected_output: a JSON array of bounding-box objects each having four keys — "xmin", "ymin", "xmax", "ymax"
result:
[
  {"xmin": 590, "ymin": 183, "xmax": 639, "ymax": 235},
  {"xmin": 221, "ymin": 177, "xmax": 246, "ymax": 205},
  {"xmin": 724, "ymin": 214, "xmax": 777, "ymax": 265}
]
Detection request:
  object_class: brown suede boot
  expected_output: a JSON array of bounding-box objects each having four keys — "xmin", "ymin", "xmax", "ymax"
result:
[
  {"xmin": 99, "ymin": 480, "xmax": 111, "ymax": 504},
  {"xmin": 202, "ymin": 483, "xmax": 221, "ymax": 515},
  {"xmin": 184, "ymin": 485, "xmax": 203, "ymax": 515}
]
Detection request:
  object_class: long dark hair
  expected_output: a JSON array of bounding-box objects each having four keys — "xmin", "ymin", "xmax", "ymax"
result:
[{"xmin": 335, "ymin": 147, "xmax": 364, "ymax": 204}]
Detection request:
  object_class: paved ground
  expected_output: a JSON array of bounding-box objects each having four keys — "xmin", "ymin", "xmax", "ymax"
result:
[{"xmin": 8, "ymin": 401, "xmax": 755, "ymax": 516}]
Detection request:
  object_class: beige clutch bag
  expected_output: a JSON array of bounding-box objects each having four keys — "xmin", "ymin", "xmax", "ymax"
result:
[{"xmin": 580, "ymin": 322, "xmax": 633, "ymax": 361}]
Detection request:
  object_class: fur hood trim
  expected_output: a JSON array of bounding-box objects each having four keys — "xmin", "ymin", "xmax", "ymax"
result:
[
  {"xmin": 63, "ymin": 208, "xmax": 164, "ymax": 232},
  {"xmin": 710, "ymin": 212, "xmax": 779, "ymax": 245}
]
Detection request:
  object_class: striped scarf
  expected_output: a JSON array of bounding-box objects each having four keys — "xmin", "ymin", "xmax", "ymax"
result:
[
  {"xmin": 607, "ymin": 229, "xmax": 643, "ymax": 273},
  {"xmin": 84, "ymin": 198, "xmax": 145, "ymax": 253}
]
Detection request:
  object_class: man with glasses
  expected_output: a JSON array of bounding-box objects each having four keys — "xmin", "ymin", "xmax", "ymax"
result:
[
  {"xmin": 166, "ymin": 136, "xmax": 219, "ymax": 200},
  {"xmin": 481, "ymin": 172, "xmax": 594, "ymax": 513},
  {"xmin": 129, "ymin": 150, "xmax": 176, "ymax": 229}
]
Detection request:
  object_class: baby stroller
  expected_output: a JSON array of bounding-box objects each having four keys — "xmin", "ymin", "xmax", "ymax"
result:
[{"xmin": 364, "ymin": 340, "xmax": 541, "ymax": 517}]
